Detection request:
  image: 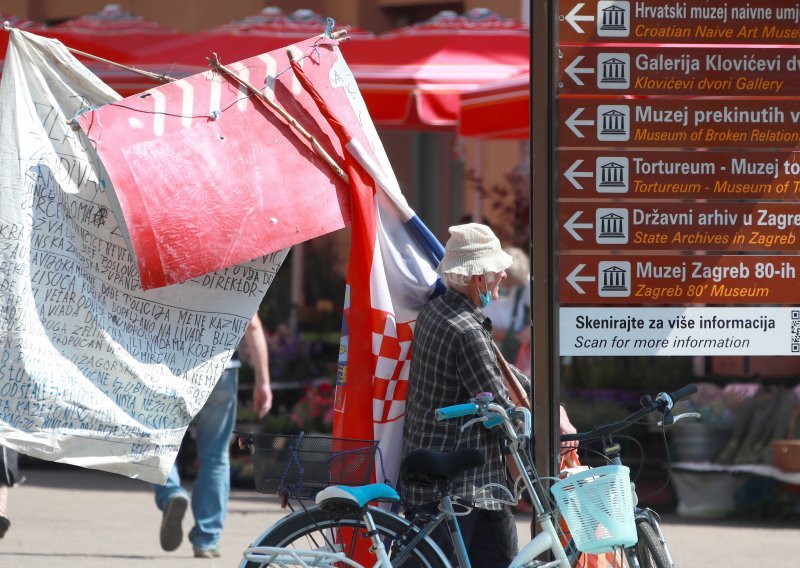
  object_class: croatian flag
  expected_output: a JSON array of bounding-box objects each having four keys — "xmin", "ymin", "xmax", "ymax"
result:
[{"xmin": 289, "ymin": 56, "xmax": 444, "ymax": 487}]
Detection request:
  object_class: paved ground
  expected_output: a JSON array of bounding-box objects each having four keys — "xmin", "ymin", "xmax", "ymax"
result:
[{"xmin": 0, "ymin": 465, "xmax": 797, "ymax": 567}]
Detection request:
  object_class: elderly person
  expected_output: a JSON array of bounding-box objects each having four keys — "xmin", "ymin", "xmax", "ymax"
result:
[{"xmin": 401, "ymin": 223, "xmax": 528, "ymax": 567}]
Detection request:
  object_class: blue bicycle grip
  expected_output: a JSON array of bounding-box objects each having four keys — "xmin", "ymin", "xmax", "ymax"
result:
[{"xmin": 435, "ymin": 403, "xmax": 478, "ymax": 421}]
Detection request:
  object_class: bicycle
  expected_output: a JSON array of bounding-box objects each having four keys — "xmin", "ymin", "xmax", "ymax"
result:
[{"xmin": 238, "ymin": 384, "xmax": 699, "ymax": 568}]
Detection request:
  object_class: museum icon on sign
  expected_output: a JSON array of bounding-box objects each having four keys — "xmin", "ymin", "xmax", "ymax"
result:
[
  {"xmin": 596, "ymin": 208, "xmax": 629, "ymax": 244},
  {"xmin": 597, "ymin": 105, "xmax": 629, "ymax": 141},
  {"xmin": 596, "ymin": 157, "xmax": 629, "ymax": 193},
  {"xmin": 597, "ymin": 53, "xmax": 630, "ymax": 89},
  {"xmin": 597, "ymin": 1, "xmax": 630, "ymax": 37},
  {"xmin": 598, "ymin": 261, "xmax": 631, "ymax": 297}
]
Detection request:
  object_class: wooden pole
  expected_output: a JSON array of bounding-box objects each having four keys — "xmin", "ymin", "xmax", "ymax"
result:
[
  {"xmin": 65, "ymin": 46, "xmax": 178, "ymax": 84},
  {"xmin": 206, "ymin": 52, "xmax": 348, "ymax": 184}
]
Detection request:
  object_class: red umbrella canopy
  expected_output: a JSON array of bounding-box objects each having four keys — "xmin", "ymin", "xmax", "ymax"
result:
[
  {"xmin": 344, "ymin": 8, "xmax": 530, "ymax": 129},
  {"xmin": 39, "ymin": 4, "xmax": 184, "ymax": 96},
  {"xmin": 49, "ymin": 3, "xmax": 178, "ymax": 34},
  {"xmin": 131, "ymin": 8, "xmax": 371, "ymax": 79},
  {"xmin": 213, "ymin": 7, "xmax": 372, "ymax": 38},
  {"xmin": 459, "ymin": 72, "xmax": 529, "ymax": 139}
]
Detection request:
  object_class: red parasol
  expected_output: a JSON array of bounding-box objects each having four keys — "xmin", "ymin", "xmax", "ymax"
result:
[
  {"xmin": 39, "ymin": 4, "xmax": 184, "ymax": 96},
  {"xmin": 130, "ymin": 8, "xmax": 372, "ymax": 79},
  {"xmin": 459, "ymin": 72, "xmax": 529, "ymax": 139},
  {"xmin": 345, "ymin": 8, "xmax": 529, "ymax": 129}
]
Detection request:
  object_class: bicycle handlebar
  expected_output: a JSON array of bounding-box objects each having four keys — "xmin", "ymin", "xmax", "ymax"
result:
[
  {"xmin": 435, "ymin": 384, "xmax": 698, "ymax": 446},
  {"xmin": 561, "ymin": 384, "xmax": 698, "ymax": 443},
  {"xmin": 660, "ymin": 384, "xmax": 698, "ymax": 408},
  {"xmin": 435, "ymin": 402, "xmax": 478, "ymax": 421},
  {"xmin": 436, "ymin": 395, "xmax": 531, "ymax": 445}
]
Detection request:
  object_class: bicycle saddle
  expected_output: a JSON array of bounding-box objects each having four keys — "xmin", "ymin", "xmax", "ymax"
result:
[{"xmin": 400, "ymin": 448, "xmax": 485, "ymax": 485}]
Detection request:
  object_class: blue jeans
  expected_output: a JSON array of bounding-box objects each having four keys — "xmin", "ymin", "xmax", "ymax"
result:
[{"xmin": 154, "ymin": 368, "xmax": 238, "ymax": 551}]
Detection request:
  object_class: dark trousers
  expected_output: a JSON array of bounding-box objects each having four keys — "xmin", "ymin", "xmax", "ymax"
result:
[{"xmin": 406, "ymin": 502, "xmax": 518, "ymax": 568}]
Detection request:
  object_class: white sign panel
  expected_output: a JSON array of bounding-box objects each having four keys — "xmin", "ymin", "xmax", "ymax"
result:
[{"xmin": 560, "ymin": 307, "xmax": 800, "ymax": 356}]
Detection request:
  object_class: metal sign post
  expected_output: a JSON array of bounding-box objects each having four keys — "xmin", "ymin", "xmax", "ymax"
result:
[{"xmin": 531, "ymin": 0, "xmax": 559, "ymax": 488}]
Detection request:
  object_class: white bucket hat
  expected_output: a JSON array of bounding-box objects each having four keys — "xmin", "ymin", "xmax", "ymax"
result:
[{"xmin": 436, "ymin": 223, "xmax": 513, "ymax": 276}]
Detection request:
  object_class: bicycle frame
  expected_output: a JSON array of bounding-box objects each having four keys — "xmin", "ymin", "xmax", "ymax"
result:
[
  {"xmin": 507, "ymin": 445, "xmax": 571, "ymax": 568},
  {"xmin": 425, "ymin": 403, "xmax": 575, "ymax": 568},
  {"xmin": 243, "ymin": 386, "xmax": 697, "ymax": 568}
]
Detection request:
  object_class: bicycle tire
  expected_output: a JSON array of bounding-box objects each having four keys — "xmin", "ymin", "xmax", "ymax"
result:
[
  {"xmin": 240, "ymin": 505, "xmax": 450, "ymax": 568},
  {"xmin": 631, "ymin": 519, "xmax": 671, "ymax": 568}
]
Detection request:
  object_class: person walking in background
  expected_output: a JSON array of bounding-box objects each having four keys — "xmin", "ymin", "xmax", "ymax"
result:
[
  {"xmin": 154, "ymin": 312, "xmax": 272, "ymax": 558},
  {"xmin": 0, "ymin": 445, "xmax": 19, "ymax": 538}
]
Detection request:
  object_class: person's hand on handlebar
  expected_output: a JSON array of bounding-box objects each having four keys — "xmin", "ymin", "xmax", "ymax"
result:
[{"xmin": 560, "ymin": 405, "xmax": 580, "ymax": 469}]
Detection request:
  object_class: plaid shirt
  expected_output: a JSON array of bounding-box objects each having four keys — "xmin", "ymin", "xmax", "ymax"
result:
[{"xmin": 401, "ymin": 288, "xmax": 530, "ymax": 510}]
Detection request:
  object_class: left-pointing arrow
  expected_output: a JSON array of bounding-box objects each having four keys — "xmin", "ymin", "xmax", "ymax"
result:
[
  {"xmin": 565, "ymin": 108, "xmax": 593, "ymax": 138},
  {"xmin": 564, "ymin": 3, "xmax": 595, "ymax": 34},
  {"xmin": 565, "ymin": 55, "xmax": 594, "ymax": 86},
  {"xmin": 564, "ymin": 159, "xmax": 593, "ymax": 190},
  {"xmin": 566, "ymin": 263, "xmax": 595, "ymax": 294},
  {"xmin": 564, "ymin": 210, "xmax": 593, "ymax": 241}
]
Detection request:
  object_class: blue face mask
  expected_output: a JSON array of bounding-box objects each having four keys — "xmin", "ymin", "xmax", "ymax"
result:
[{"xmin": 479, "ymin": 279, "xmax": 493, "ymax": 308}]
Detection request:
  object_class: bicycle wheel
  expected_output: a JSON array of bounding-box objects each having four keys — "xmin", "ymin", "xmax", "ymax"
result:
[
  {"xmin": 240, "ymin": 505, "xmax": 449, "ymax": 568},
  {"xmin": 630, "ymin": 519, "xmax": 670, "ymax": 568}
]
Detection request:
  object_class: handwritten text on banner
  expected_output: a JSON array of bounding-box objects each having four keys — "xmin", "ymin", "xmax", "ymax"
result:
[{"xmin": 0, "ymin": 29, "xmax": 286, "ymax": 483}]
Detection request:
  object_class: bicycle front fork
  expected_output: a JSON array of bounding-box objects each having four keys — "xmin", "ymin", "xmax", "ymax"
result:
[{"xmin": 625, "ymin": 508, "xmax": 676, "ymax": 568}]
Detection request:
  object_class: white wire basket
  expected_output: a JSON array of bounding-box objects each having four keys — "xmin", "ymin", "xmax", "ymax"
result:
[{"xmin": 550, "ymin": 465, "xmax": 637, "ymax": 554}]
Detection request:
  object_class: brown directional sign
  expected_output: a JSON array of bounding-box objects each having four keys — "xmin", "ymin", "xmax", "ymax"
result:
[
  {"xmin": 559, "ymin": 99, "xmax": 800, "ymax": 148},
  {"xmin": 558, "ymin": 149, "xmax": 800, "ymax": 199},
  {"xmin": 560, "ymin": 202, "xmax": 800, "ymax": 252},
  {"xmin": 560, "ymin": 255, "xmax": 800, "ymax": 305},
  {"xmin": 559, "ymin": 0, "xmax": 800, "ymax": 45},
  {"xmin": 559, "ymin": 46, "xmax": 800, "ymax": 96}
]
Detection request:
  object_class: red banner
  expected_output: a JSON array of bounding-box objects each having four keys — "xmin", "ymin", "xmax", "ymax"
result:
[{"xmin": 78, "ymin": 37, "xmax": 355, "ymax": 289}]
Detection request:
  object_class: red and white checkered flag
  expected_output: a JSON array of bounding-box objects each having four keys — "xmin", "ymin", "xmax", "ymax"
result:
[{"xmin": 290, "ymin": 53, "xmax": 443, "ymax": 487}]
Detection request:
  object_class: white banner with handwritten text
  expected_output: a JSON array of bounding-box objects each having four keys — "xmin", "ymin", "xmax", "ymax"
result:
[{"xmin": 0, "ymin": 29, "xmax": 286, "ymax": 483}]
